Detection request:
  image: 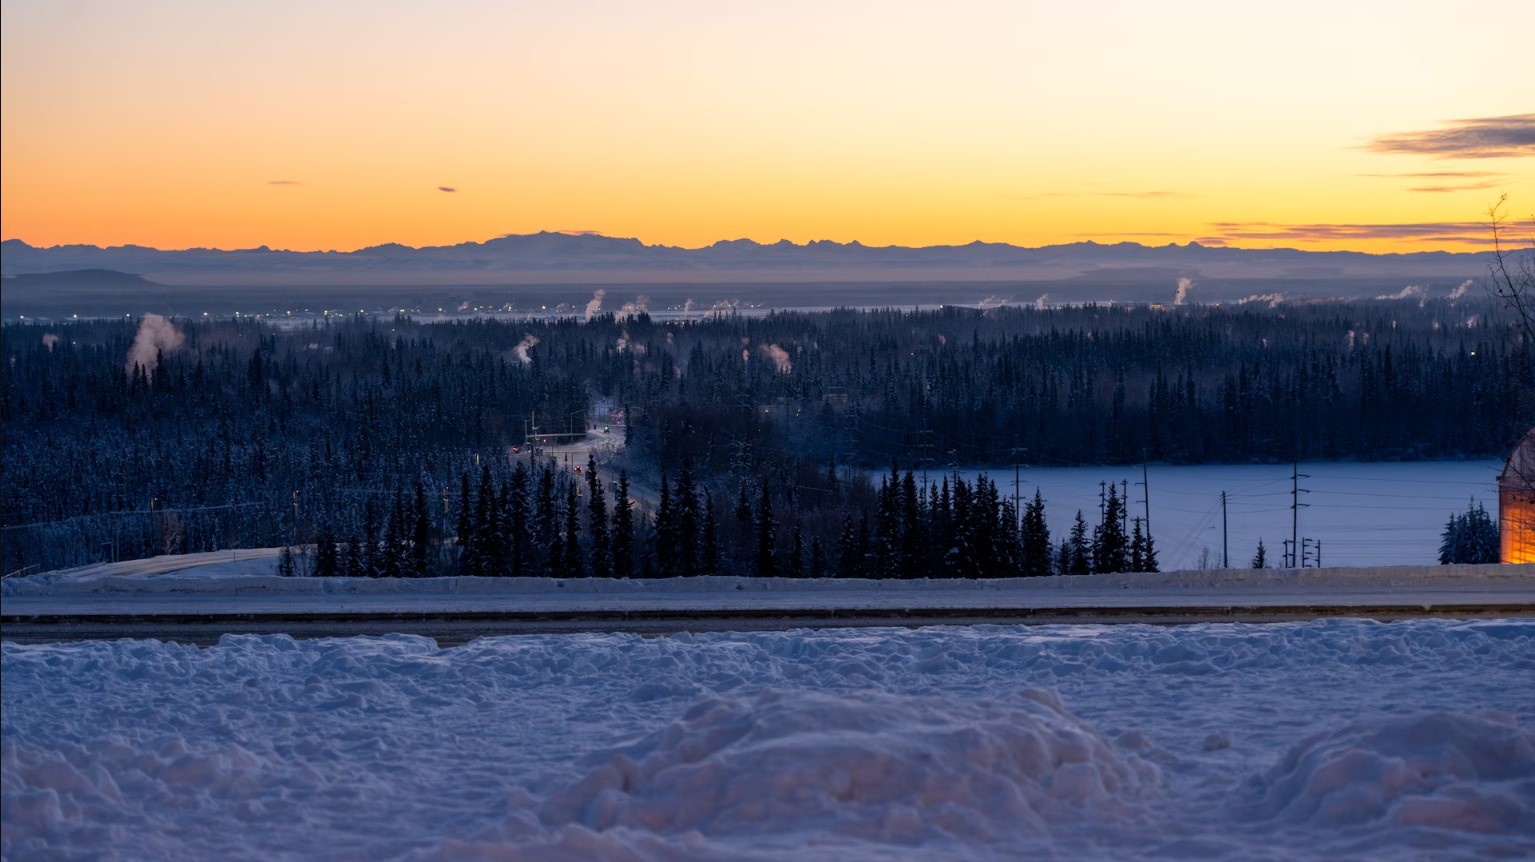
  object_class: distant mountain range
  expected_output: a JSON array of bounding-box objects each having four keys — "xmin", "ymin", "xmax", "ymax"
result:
[{"xmin": 0, "ymin": 233, "xmax": 1496, "ymax": 287}]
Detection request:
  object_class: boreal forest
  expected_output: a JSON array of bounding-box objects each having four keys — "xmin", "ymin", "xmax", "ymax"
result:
[{"xmin": 3, "ymin": 299, "xmax": 1530, "ymax": 575}]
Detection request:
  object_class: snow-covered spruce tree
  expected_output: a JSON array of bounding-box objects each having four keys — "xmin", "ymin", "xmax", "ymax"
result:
[
  {"xmin": 587, "ymin": 456, "xmax": 610, "ymax": 579},
  {"xmin": 1094, "ymin": 484, "xmax": 1128, "ymax": 573},
  {"xmin": 676, "ymin": 459, "xmax": 700, "ymax": 577},
  {"xmin": 1129, "ymin": 517, "xmax": 1147, "ymax": 572},
  {"xmin": 1439, "ymin": 501, "xmax": 1500, "ymax": 564},
  {"xmin": 611, "ymin": 471, "xmax": 634, "ymax": 579},
  {"xmin": 1068, "ymin": 511, "xmax": 1092, "ymax": 575},
  {"xmin": 700, "ymin": 489, "xmax": 721, "ymax": 576},
  {"xmin": 411, "ymin": 482, "xmax": 431, "ymax": 578},
  {"xmin": 562, "ymin": 482, "xmax": 582, "ymax": 578},
  {"xmin": 653, "ymin": 472, "xmax": 677, "ymax": 578},
  {"xmin": 755, "ymin": 481, "xmax": 778, "ymax": 578},
  {"xmin": 1021, "ymin": 490, "xmax": 1053, "ymax": 577}
]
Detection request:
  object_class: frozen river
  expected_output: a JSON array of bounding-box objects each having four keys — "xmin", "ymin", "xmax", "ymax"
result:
[{"xmin": 927, "ymin": 460, "xmax": 1503, "ymax": 571}]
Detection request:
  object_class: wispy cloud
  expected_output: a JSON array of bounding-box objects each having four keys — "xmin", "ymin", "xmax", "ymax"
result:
[
  {"xmin": 1359, "ymin": 170, "xmax": 1503, "ymax": 179},
  {"xmin": 1207, "ymin": 221, "xmax": 1499, "ymax": 246},
  {"xmin": 1358, "ymin": 169, "xmax": 1507, "ymax": 193},
  {"xmin": 267, "ymin": 179, "xmax": 303, "ymax": 186},
  {"xmin": 1369, "ymin": 114, "xmax": 1535, "ymax": 159},
  {"xmin": 438, "ymin": 186, "xmax": 457, "ymax": 193},
  {"xmin": 1406, "ymin": 180, "xmax": 1504, "ymax": 194}
]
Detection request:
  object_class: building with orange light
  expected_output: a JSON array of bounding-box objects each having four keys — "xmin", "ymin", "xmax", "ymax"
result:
[{"xmin": 1500, "ymin": 428, "xmax": 1535, "ymax": 564}]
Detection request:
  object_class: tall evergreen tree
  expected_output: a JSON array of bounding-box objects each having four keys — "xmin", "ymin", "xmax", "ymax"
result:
[
  {"xmin": 676, "ymin": 459, "xmax": 700, "ymax": 576},
  {"xmin": 1094, "ymin": 483, "xmax": 1128, "ymax": 574},
  {"xmin": 535, "ymin": 463, "xmax": 559, "ymax": 573},
  {"xmin": 586, "ymin": 456, "xmax": 611, "ymax": 579},
  {"xmin": 612, "ymin": 471, "xmax": 635, "ymax": 579},
  {"xmin": 562, "ymin": 481, "xmax": 583, "ymax": 577},
  {"xmin": 838, "ymin": 513, "xmax": 862, "ymax": 578},
  {"xmin": 654, "ymin": 472, "xmax": 677, "ymax": 578},
  {"xmin": 411, "ymin": 481, "xmax": 432, "ymax": 578},
  {"xmin": 343, "ymin": 534, "xmax": 364, "ymax": 579},
  {"xmin": 755, "ymin": 482, "xmax": 778, "ymax": 578},
  {"xmin": 1252, "ymin": 538, "xmax": 1268, "ymax": 569},
  {"xmin": 507, "ymin": 461, "xmax": 531, "ymax": 577},
  {"xmin": 1129, "ymin": 517, "xmax": 1147, "ymax": 572},
  {"xmin": 899, "ymin": 470, "xmax": 925, "ymax": 579},
  {"xmin": 700, "ymin": 489, "xmax": 721, "ymax": 576},
  {"xmin": 1021, "ymin": 490, "xmax": 1052, "ymax": 578},
  {"xmin": 1068, "ymin": 510, "xmax": 1092, "ymax": 575}
]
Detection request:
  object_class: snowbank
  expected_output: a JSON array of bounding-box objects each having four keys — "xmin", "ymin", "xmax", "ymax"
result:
[
  {"xmin": 538, "ymin": 688, "xmax": 1158, "ymax": 841},
  {"xmin": 1250, "ymin": 712, "xmax": 1534, "ymax": 832},
  {"xmin": 5, "ymin": 620, "xmax": 1532, "ymax": 860}
]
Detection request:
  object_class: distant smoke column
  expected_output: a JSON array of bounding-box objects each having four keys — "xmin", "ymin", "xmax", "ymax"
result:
[
  {"xmin": 1375, "ymin": 285, "xmax": 1425, "ymax": 301},
  {"xmin": 1174, "ymin": 278, "xmax": 1193, "ymax": 306},
  {"xmin": 682, "ymin": 298, "xmax": 695, "ymax": 320},
  {"xmin": 124, "ymin": 313, "xmax": 185, "ymax": 377},
  {"xmin": 1237, "ymin": 293, "xmax": 1284, "ymax": 309},
  {"xmin": 1034, "ymin": 294, "xmax": 1049, "ymax": 310},
  {"xmin": 760, "ymin": 344, "xmax": 792, "ymax": 374},
  {"xmin": 584, "ymin": 289, "xmax": 606, "ymax": 322},
  {"xmin": 42, "ymin": 333, "xmax": 60, "ymax": 351},
  {"xmin": 615, "ymin": 295, "xmax": 650, "ymax": 323},
  {"xmin": 513, "ymin": 334, "xmax": 540, "ymax": 364},
  {"xmin": 1449, "ymin": 279, "xmax": 1473, "ymax": 301}
]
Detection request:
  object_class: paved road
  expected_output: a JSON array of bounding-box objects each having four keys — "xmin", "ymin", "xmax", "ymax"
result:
[{"xmin": 6, "ymin": 583, "xmax": 1532, "ymax": 644}]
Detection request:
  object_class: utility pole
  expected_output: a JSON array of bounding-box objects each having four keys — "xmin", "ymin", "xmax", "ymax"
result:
[
  {"xmin": 1014, "ymin": 462, "xmax": 1022, "ymax": 531},
  {"xmin": 1137, "ymin": 457, "xmax": 1151, "ymax": 538},
  {"xmin": 1288, "ymin": 462, "xmax": 1310, "ymax": 568},
  {"xmin": 1121, "ymin": 480, "xmax": 1129, "ymax": 533},
  {"xmin": 1221, "ymin": 490, "xmax": 1228, "ymax": 568}
]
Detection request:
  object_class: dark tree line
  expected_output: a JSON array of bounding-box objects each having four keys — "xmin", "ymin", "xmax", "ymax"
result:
[{"xmin": 3, "ymin": 298, "xmax": 1528, "ymax": 574}]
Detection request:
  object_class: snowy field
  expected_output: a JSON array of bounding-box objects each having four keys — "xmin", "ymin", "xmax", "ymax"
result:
[
  {"xmin": 5, "ymin": 620, "xmax": 1533, "ymax": 861},
  {"xmin": 941, "ymin": 460, "xmax": 1503, "ymax": 570}
]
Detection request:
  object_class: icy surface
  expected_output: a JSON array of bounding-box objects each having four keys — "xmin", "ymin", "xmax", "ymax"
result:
[
  {"xmin": 946, "ymin": 459, "xmax": 1502, "ymax": 570},
  {"xmin": 5, "ymin": 620, "xmax": 1534, "ymax": 860}
]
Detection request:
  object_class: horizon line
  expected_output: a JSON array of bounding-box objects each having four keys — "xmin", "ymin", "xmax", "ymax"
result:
[{"xmin": 0, "ymin": 231, "xmax": 1497, "ymax": 257}]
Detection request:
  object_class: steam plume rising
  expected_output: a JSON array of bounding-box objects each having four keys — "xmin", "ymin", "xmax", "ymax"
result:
[
  {"xmin": 124, "ymin": 314, "xmax": 184, "ymax": 377},
  {"xmin": 1174, "ymin": 278, "xmax": 1194, "ymax": 306},
  {"xmin": 1376, "ymin": 284, "xmax": 1426, "ymax": 301},
  {"xmin": 584, "ymin": 289, "xmax": 606, "ymax": 322},
  {"xmin": 1034, "ymin": 294, "xmax": 1049, "ymax": 310},
  {"xmin": 759, "ymin": 344, "xmax": 792, "ymax": 374},
  {"xmin": 1237, "ymin": 293, "xmax": 1285, "ymax": 308},
  {"xmin": 1448, "ymin": 279, "xmax": 1473, "ymax": 301},
  {"xmin": 42, "ymin": 333, "xmax": 60, "ymax": 351},
  {"xmin": 682, "ymin": 299, "xmax": 696, "ymax": 320},
  {"xmin": 513, "ymin": 334, "xmax": 540, "ymax": 364},
  {"xmin": 615, "ymin": 295, "xmax": 650, "ymax": 323}
]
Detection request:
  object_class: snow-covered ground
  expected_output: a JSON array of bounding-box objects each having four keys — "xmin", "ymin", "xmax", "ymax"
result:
[
  {"xmin": 941, "ymin": 459, "xmax": 1502, "ymax": 570},
  {"xmin": 4, "ymin": 621, "xmax": 1532, "ymax": 860}
]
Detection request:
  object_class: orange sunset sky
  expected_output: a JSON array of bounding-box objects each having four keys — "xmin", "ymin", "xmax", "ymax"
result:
[{"xmin": 2, "ymin": 0, "xmax": 1531, "ymax": 254}]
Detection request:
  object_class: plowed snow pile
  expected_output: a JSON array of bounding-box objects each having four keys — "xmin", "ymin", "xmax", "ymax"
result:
[{"xmin": 4, "ymin": 620, "xmax": 1533, "ymax": 860}]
